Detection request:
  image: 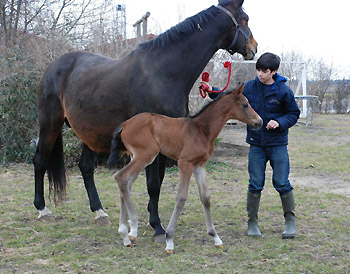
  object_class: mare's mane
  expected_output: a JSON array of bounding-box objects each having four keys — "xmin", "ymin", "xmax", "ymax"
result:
[
  {"xmin": 139, "ymin": 6, "xmax": 219, "ymax": 50},
  {"xmin": 190, "ymin": 90, "xmax": 233, "ymax": 119}
]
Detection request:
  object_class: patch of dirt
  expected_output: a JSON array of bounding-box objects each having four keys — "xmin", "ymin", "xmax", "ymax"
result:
[
  {"xmin": 214, "ymin": 121, "xmax": 350, "ymax": 198},
  {"xmin": 290, "ymin": 176, "xmax": 350, "ymax": 197}
]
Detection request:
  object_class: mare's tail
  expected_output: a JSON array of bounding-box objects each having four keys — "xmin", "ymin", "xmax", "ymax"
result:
[
  {"xmin": 47, "ymin": 132, "xmax": 67, "ymax": 205},
  {"xmin": 107, "ymin": 125, "xmax": 125, "ymax": 168}
]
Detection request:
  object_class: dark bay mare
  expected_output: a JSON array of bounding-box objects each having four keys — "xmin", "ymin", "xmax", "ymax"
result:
[
  {"xmin": 33, "ymin": 0, "xmax": 257, "ymax": 241},
  {"xmin": 107, "ymin": 85, "xmax": 262, "ymax": 253}
]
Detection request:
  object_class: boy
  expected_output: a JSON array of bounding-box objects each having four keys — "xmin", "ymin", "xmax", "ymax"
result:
[{"xmin": 243, "ymin": 52, "xmax": 300, "ymax": 238}]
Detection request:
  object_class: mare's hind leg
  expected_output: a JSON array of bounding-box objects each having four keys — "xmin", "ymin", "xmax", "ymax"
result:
[
  {"xmin": 193, "ymin": 166, "xmax": 223, "ymax": 248},
  {"xmin": 165, "ymin": 161, "xmax": 193, "ymax": 254},
  {"xmin": 79, "ymin": 144, "xmax": 111, "ymax": 225},
  {"xmin": 34, "ymin": 136, "xmax": 58, "ymax": 222},
  {"xmin": 33, "ymin": 95, "xmax": 64, "ymax": 222},
  {"xmin": 146, "ymin": 153, "xmax": 167, "ymax": 242}
]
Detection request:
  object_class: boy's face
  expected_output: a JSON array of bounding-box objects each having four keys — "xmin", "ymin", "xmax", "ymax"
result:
[{"xmin": 257, "ymin": 69, "xmax": 277, "ymax": 85}]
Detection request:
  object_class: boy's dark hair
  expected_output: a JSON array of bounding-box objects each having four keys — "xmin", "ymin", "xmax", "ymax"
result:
[{"xmin": 256, "ymin": 52, "xmax": 281, "ymax": 72}]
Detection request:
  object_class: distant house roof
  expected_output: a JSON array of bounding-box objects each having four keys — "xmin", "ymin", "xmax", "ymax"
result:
[{"xmin": 126, "ymin": 33, "xmax": 157, "ymax": 45}]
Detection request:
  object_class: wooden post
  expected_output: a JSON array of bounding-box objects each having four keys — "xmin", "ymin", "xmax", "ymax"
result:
[{"xmin": 133, "ymin": 12, "xmax": 151, "ymax": 44}]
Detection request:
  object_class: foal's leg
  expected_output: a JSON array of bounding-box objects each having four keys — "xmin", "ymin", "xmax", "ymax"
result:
[
  {"xmin": 146, "ymin": 154, "xmax": 167, "ymax": 241},
  {"xmin": 165, "ymin": 162, "xmax": 193, "ymax": 254},
  {"xmin": 193, "ymin": 166, "xmax": 223, "ymax": 248},
  {"xmin": 79, "ymin": 144, "xmax": 111, "ymax": 225},
  {"xmin": 118, "ymin": 188, "xmax": 133, "ymax": 246},
  {"xmin": 115, "ymin": 156, "xmax": 150, "ymax": 246}
]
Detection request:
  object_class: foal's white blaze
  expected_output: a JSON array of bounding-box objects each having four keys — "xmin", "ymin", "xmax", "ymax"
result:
[
  {"xmin": 38, "ymin": 207, "xmax": 52, "ymax": 218},
  {"xmin": 94, "ymin": 209, "xmax": 109, "ymax": 220}
]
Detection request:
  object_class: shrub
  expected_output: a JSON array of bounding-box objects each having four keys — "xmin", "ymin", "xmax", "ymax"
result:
[{"xmin": 0, "ymin": 53, "xmax": 40, "ymax": 164}]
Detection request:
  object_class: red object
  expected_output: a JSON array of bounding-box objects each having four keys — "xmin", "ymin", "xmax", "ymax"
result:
[
  {"xmin": 202, "ymin": 72, "xmax": 210, "ymax": 82},
  {"xmin": 198, "ymin": 61, "xmax": 232, "ymax": 98}
]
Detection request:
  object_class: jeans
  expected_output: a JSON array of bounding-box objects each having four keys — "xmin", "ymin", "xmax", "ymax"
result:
[{"xmin": 248, "ymin": 145, "xmax": 293, "ymax": 194}]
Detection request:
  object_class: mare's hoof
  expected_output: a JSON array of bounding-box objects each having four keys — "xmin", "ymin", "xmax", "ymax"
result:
[
  {"xmin": 215, "ymin": 244, "xmax": 224, "ymax": 248},
  {"xmin": 165, "ymin": 249, "xmax": 174, "ymax": 255},
  {"xmin": 153, "ymin": 233, "xmax": 166, "ymax": 244},
  {"xmin": 126, "ymin": 243, "xmax": 135, "ymax": 247},
  {"xmin": 151, "ymin": 224, "xmax": 166, "ymax": 243},
  {"xmin": 129, "ymin": 235, "xmax": 137, "ymax": 242},
  {"xmin": 95, "ymin": 216, "xmax": 112, "ymax": 226},
  {"xmin": 39, "ymin": 214, "xmax": 55, "ymax": 223}
]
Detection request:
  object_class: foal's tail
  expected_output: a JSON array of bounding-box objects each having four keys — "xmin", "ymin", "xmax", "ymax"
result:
[
  {"xmin": 47, "ymin": 132, "xmax": 67, "ymax": 205},
  {"xmin": 107, "ymin": 125, "xmax": 125, "ymax": 168}
]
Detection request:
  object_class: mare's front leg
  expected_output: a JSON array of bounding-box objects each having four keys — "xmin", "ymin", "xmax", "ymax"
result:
[
  {"xmin": 79, "ymin": 144, "xmax": 111, "ymax": 225},
  {"xmin": 146, "ymin": 153, "xmax": 167, "ymax": 242},
  {"xmin": 193, "ymin": 166, "xmax": 223, "ymax": 248},
  {"xmin": 165, "ymin": 162, "xmax": 193, "ymax": 254}
]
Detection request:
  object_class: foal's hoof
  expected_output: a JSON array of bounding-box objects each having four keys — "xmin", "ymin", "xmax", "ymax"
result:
[
  {"xmin": 215, "ymin": 244, "xmax": 224, "ymax": 249},
  {"xmin": 39, "ymin": 214, "xmax": 55, "ymax": 223},
  {"xmin": 165, "ymin": 249, "xmax": 174, "ymax": 255},
  {"xmin": 95, "ymin": 216, "xmax": 112, "ymax": 226},
  {"xmin": 129, "ymin": 235, "xmax": 137, "ymax": 242}
]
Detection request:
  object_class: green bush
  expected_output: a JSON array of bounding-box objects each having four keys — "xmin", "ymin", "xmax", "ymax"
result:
[
  {"xmin": 62, "ymin": 127, "xmax": 83, "ymax": 167},
  {"xmin": 0, "ymin": 62, "xmax": 40, "ymax": 164}
]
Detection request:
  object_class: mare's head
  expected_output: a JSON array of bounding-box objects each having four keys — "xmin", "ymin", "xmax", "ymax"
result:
[
  {"xmin": 219, "ymin": 0, "xmax": 257, "ymax": 60},
  {"xmin": 228, "ymin": 84, "xmax": 262, "ymax": 129}
]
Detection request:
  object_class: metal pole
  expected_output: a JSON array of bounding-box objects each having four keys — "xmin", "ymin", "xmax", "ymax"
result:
[{"xmin": 301, "ymin": 62, "xmax": 307, "ymax": 118}]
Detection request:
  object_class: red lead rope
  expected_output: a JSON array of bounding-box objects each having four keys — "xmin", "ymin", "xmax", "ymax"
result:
[{"xmin": 198, "ymin": 61, "xmax": 232, "ymax": 98}]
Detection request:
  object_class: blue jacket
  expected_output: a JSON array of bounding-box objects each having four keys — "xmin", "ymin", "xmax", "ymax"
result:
[{"xmin": 243, "ymin": 73, "xmax": 300, "ymax": 147}]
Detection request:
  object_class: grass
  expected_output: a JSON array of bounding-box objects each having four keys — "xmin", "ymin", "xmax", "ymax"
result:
[
  {"xmin": 289, "ymin": 114, "xmax": 350, "ymax": 180},
  {"xmin": 1, "ymin": 114, "xmax": 350, "ymax": 273}
]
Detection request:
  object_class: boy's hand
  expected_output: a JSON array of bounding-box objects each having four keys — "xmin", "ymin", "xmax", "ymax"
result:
[{"xmin": 266, "ymin": 120, "xmax": 279, "ymax": 130}]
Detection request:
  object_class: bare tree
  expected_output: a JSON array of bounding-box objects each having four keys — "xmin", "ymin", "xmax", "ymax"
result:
[
  {"xmin": 0, "ymin": 0, "xmax": 108, "ymax": 48},
  {"xmin": 0, "ymin": 0, "xmax": 50, "ymax": 45},
  {"xmin": 0, "ymin": 0, "xmax": 130, "ymax": 73},
  {"xmin": 279, "ymin": 50, "xmax": 305, "ymax": 92},
  {"xmin": 307, "ymin": 58, "xmax": 333, "ymax": 112},
  {"xmin": 334, "ymin": 79, "xmax": 350, "ymax": 114}
]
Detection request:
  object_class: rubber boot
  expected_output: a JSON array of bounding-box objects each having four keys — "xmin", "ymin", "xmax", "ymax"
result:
[
  {"xmin": 247, "ymin": 191, "xmax": 262, "ymax": 236},
  {"xmin": 280, "ymin": 191, "xmax": 296, "ymax": 239}
]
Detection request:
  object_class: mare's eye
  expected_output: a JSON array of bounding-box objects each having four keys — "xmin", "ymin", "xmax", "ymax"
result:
[{"xmin": 243, "ymin": 103, "xmax": 249, "ymax": 109}]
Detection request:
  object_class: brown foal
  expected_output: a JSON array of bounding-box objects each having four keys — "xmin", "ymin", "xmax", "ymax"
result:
[{"xmin": 108, "ymin": 84, "xmax": 262, "ymax": 254}]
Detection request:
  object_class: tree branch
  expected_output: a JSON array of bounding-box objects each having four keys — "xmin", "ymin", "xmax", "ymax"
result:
[{"xmin": 65, "ymin": 0, "xmax": 92, "ymax": 35}]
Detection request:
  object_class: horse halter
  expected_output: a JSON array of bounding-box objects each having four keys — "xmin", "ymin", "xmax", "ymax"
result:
[{"xmin": 216, "ymin": 5, "xmax": 251, "ymax": 54}]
